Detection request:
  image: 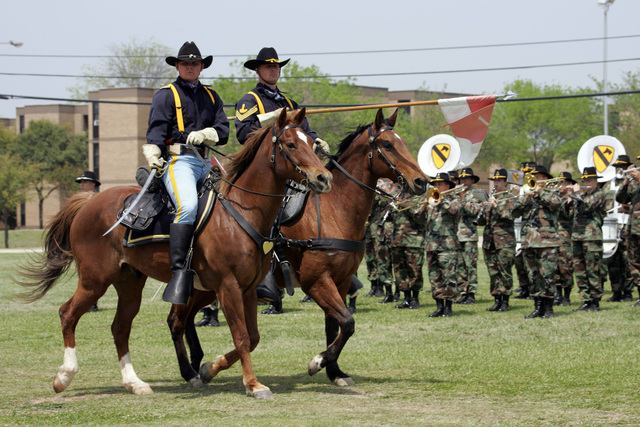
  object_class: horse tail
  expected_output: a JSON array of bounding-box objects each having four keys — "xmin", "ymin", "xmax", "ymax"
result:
[{"xmin": 15, "ymin": 192, "xmax": 93, "ymax": 303}]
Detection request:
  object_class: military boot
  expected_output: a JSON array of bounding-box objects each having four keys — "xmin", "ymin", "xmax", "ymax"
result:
[
  {"xmin": 514, "ymin": 285, "xmax": 530, "ymax": 299},
  {"xmin": 364, "ymin": 280, "xmax": 378, "ymax": 297},
  {"xmin": 409, "ymin": 288, "xmax": 420, "ymax": 309},
  {"xmin": 587, "ymin": 299, "xmax": 600, "ymax": 312},
  {"xmin": 525, "ymin": 297, "xmax": 543, "ymax": 318},
  {"xmin": 162, "ymin": 223, "xmax": 195, "ymax": 306},
  {"xmin": 554, "ymin": 291, "xmax": 564, "ymax": 306},
  {"xmin": 395, "ymin": 291, "xmax": 412, "ymax": 309},
  {"xmin": 379, "ymin": 286, "xmax": 394, "ymax": 304},
  {"xmin": 562, "ymin": 287, "xmax": 572, "ymax": 306},
  {"xmin": 442, "ymin": 299, "xmax": 453, "ymax": 317},
  {"xmin": 573, "ymin": 300, "xmax": 592, "ymax": 311},
  {"xmin": 621, "ymin": 291, "xmax": 633, "ymax": 302},
  {"xmin": 429, "ymin": 298, "xmax": 444, "ymax": 317},
  {"xmin": 392, "ymin": 285, "xmax": 401, "ymax": 302},
  {"xmin": 347, "ymin": 296, "xmax": 357, "ymax": 314},
  {"xmin": 498, "ymin": 295, "xmax": 510, "ymax": 312},
  {"xmin": 607, "ymin": 291, "xmax": 622, "ymax": 302},
  {"xmin": 486, "ymin": 295, "xmax": 502, "ymax": 312},
  {"xmin": 541, "ymin": 298, "xmax": 554, "ymax": 318},
  {"xmin": 462, "ymin": 292, "xmax": 475, "ymax": 304}
]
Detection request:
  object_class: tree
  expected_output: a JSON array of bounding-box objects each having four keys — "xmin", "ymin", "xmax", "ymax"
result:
[
  {"xmin": 476, "ymin": 79, "xmax": 602, "ymax": 173},
  {"xmin": 68, "ymin": 37, "xmax": 174, "ymax": 99},
  {"xmin": 9, "ymin": 121, "xmax": 87, "ymax": 228}
]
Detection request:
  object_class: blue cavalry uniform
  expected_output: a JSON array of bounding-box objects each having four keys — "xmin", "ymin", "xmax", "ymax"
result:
[{"xmin": 144, "ymin": 41, "xmax": 229, "ymax": 306}]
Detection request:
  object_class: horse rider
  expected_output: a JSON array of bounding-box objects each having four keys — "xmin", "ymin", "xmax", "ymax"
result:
[
  {"xmin": 143, "ymin": 41, "xmax": 230, "ymax": 305},
  {"xmin": 234, "ymin": 47, "xmax": 330, "ymax": 315}
]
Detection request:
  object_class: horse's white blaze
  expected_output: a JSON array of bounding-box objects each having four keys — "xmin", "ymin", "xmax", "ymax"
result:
[
  {"xmin": 394, "ymin": 133, "xmax": 402, "ymax": 141},
  {"xmin": 119, "ymin": 352, "xmax": 153, "ymax": 395},
  {"xmin": 55, "ymin": 347, "xmax": 79, "ymax": 388},
  {"xmin": 296, "ymin": 130, "xmax": 309, "ymax": 145}
]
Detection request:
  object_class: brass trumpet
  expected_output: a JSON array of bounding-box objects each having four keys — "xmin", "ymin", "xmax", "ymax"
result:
[
  {"xmin": 615, "ymin": 166, "xmax": 640, "ymax": 179},
  {"xmin": 536, "ymin": 177, "xmax": 565, "ymax": 189},
  {"xmin": 394, "ymin": 187, "xmax": 440, "ymax": 211}
]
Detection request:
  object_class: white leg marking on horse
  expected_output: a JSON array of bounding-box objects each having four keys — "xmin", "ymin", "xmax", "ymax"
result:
[
  {"xmin": 334, "ymin": 377, "xmax": 356, "ymax": 387},
  {"xmin": 308, "ymin": 355, "xmax": 323, "ymax": 376},
  {"xmin": 119, "ymin": 353, "xmax": 153, "ymax": 395},
  {"xmin": 53, "ymin": 347, "xmax": 79, "ymax": 392}
]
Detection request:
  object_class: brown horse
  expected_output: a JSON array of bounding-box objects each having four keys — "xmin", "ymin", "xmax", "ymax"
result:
[
  {"xmin": 16, "ymin": 108, "xmax": 332, "ymax": 398},
  {"xmin": 168, "ymin": 108, "xmax": 428, "ymax": 388}
]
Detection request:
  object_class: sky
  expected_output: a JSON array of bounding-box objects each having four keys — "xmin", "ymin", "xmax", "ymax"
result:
[{"xmin": 1, "ymin": 0, "xmax": 639, "ymax": 119}]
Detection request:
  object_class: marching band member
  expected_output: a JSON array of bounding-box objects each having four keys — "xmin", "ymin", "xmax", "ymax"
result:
[
  {"xmin": 514, "ymin": 162, "xmax": 537, "ymax": 300},
  {"xmin": 364, "ymin": 179, "xmax": 392, "ymax": 299},
  {"xmin": 478, "ymin": 169, "xmax": 517, "ymax": 312},
  {"xmin": 415, "ymin": 172, "xmax": 461, "ymax": 317},
  {"xmin": 555, "ymin": 172, "xmax": 577, "ymax": 306},
  {"xmin": 454, "ymin": 168, "xmax": 482, "ymax": 305},
  {"xmin": 606, "ymin": 155, "xmax": 634, "ymax": 302},
  {"xmin": 570, "ymin": 167, "xmax": 610, "ymax": 311},
  {"xmin": 517, "ymin": 165, "xmax": 562, "ymax": 319},
  {"xmin": 615, "ymin": 156, "xmax": 640, "ymax": 307}
]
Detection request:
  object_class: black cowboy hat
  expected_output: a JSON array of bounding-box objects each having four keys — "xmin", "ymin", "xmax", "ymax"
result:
[
  {"xmin": 166, "ymin": 41, "xmax": 213, "ymax": 69},
  {"xmin": 488, "ymin": 168, "xmax": 508, "ymax": 181},
  {"xmin": 448, "ymin": 170, "xmax": 459, "ymax": 181},
  {"xmin": 430, "ymin": 172, "xmax": 455, "ymax": 189},
  {"xmin": 458, "ymin": 167, "xmax": 480, "ymax": 183},
  {"xmin": 76, "ymin": 171, "xmax": 101, "ymax": 186},
  {"xmin": 613, "ymin": 154, "xmax": 632, "ymax": 167},
  {"xmin": 519, "ymin": 161, "xmax": 537, "ymax": 173},
  {"xmin": 531, "ymin": 165, "xmax": 553, "ymax": 180},
  {"xmin": 244, "ymin": 47, "xmax": 290, "ymax": 71},
  {"xmin": 581, "ymin": 166, "xmax": 602, "ymax": 180},
  {"xmin": 558, "ymin": 171, "xmax": 577, "ymax": 185}
]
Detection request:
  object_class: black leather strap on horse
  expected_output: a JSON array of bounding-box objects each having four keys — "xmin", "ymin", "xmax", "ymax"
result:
[{"xmin": 281, "ymin": 236, "xmax": 365, "ymax": 252}]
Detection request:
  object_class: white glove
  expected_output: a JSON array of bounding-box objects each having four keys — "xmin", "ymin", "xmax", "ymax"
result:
[
  {"xmin": 186, "ymin": 127, "xmax": 219, "ymax": 146},
  {"xmin": 142, "ymin": 144, "xmax": 165, "ymax": 169},
  {"xmin": 313, "ymin": 138, "xmax": 330, "ymax": 158},
  {"xmin": 257, "ymin": 107, "xmax": 284, "ymax": 128}
]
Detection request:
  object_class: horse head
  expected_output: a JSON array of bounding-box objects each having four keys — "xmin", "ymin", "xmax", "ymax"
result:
[
  {"xmin": 366, "ymin": 108, "xmax": 427, "ymax": 195},
  {"xmin": 270, "ymin": 108, "xmax": 332, "ymax": 194}
]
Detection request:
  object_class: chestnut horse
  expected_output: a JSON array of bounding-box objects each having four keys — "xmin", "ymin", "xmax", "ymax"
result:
[
  {"xmin": 168, "ymin": 108, "xmax": 428, "ymax": 388},
  {"xmin": 17, "ymin": 109, "xmax": 332, "ymax": 398}
]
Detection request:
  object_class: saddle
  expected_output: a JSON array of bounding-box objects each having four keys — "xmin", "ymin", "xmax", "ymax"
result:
[{"xmin": 119, "ymin": 167, "xmax": 218, "ymax": 247}]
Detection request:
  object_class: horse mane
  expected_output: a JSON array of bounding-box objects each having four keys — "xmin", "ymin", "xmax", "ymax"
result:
[
  {"xmin": 327, "ymin": 118, "xmax": 393, "ymax": 171},
  {"xmin": 219, "ymin": 126, "xmax": 271, "ymax": 195}
]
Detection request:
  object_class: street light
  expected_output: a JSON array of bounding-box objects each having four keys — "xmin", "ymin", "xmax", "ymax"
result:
[
  {"xmin": 0, "ymin": 40, "xmax": 23, "ymax": 48},
  {"xmin": 598, "ymin": 0, "xmax": 614, "ymax": 135}
]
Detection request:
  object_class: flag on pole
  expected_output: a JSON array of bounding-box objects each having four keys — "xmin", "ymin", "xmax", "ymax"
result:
[{"xmin": 438, "ymin": 95, "xmax": 496, "ymax": 168}]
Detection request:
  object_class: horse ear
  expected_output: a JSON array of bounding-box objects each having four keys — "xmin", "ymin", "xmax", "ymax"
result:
[
  {"xmin": 388, "ymin": 108, "xmax": 399, "ymax": 127},
  {"xmin": 276, "ymin": 107, "xmax": 289, "ymax": 128},
  {"xmin": 292, "ymin": 107, "xmax": 306, "ymax": 125},
  {"xmin": 374, "ymin": 108, "xmax": 385, "ymax": 129}
]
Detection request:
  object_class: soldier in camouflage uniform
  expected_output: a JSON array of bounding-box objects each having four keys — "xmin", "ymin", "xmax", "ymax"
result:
[
  {"xmin": 555, "ymin": 172, "xmax": 577, "ymax": 306},
  {"xmin": 454, "ymin": 168, "xmax": 482, "ymax": 304},
  {"xmin": 392, "ymin": 190, "xmax": 427, "ymax": 309},
  {"xmin": 615, "ymin": 157, "xmax": 640, "ymax": 307},
  {"xmin": 569, "ymin": 167, "xmax": 610, "ymax": 311},
  {"xmin": 516, "ymin": 165, "xmax": 562, "ymax": 319},
  {"xmin": 514, "ymin": 161, "xmax": 537, "ymax": 300},
  {"xmin": 378, "ymin": 181, "xmax": 401, "ymax": 304},
  {"xmin": 364, "ymin": 179, "xmax": 392, "ymax": 298},
  {"xmin": 478, "ymin": 169, "xmax": 517, "ymax": 312},
  {"xmin": 606, "ymin": 155, "xmax": 634, "ymax": 302},
  {"xmin": 415, "ymin": 172, "xmax": 461, "ymax": 317}
]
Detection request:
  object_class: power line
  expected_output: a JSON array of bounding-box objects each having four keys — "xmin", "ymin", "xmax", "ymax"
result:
[
  {"xmin": 2, "ymin": 90, "xmax": 639, "ymax": 109},
  {"xmin": 0, "ymin": 34, "xmax": 638, "ymax": 59},
  {"xmin": 1, "ymin": 57, "xmax": 638, "ymax": 81}
]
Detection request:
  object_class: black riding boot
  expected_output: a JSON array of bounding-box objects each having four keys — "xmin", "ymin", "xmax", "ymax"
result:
[
  {"xmin": 487, "ymin": 295, "xmax": 502, "ymax": 311},
  {"xmin": 162, "ymin": 223, "xmax": 195, "ymax": 305},
  {"xmin": 541, "ymin": 298, "xmax": 554, "ymax": 318},
  {"xmin": 347, "ymin": 296, "xmax": 357, "ymax": 314},
  {"xmin": 429, "ymin": 298, "xmax": 444, "ymax": 317},
  {"xmin": 498, "ymin": 295, "xmax": 510, "ymax": 312},
  {"xmin": 442, "ymin": 299, "xmax": 453, "ymax": 317},
  {"xmin": 525, "ymin": 297, "xmax": 543, "ymax": 318},
  {"xmin": 379, "ymin": 286, "xmax": 394, "ymax": 304}
]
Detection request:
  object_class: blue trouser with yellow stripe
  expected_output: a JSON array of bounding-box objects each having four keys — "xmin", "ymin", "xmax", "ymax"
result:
[{"xmin": 163, "ymin": 152, "xmax": 210, "ymax": 224}]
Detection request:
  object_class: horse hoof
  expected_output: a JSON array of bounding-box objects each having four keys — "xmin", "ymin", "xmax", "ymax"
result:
[
  {"xmin": 247, "ymin": 387, "xmax": 274, "ymax": 400},
  {"xmin": 189, "ymin": 376, "xmax": 208, "ymax": 388},
  {"xmin": 334, "ymin": 377, "xmax": 355, "ymax": 387},
  {"xmin": 124, "ymin": 381, "xmax": 154, "ymax": 395},
  {"xmin": 308, "ymin": 355, "xmax": 323, "ymax": 376},
  {"xmin": 53, "ymin": 376, "xmax": 68, "ymax": 393}
]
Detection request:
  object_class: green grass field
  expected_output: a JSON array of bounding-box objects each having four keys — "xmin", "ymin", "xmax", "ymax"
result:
[{"xmin": 1, "ymin": 229, "xmax": 639, "ymax": 426}]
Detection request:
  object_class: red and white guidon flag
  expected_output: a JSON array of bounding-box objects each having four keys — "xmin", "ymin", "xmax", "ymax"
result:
[{"xmin": 438, "ymin": 95, "xmax": 496, "ymax": 168}]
